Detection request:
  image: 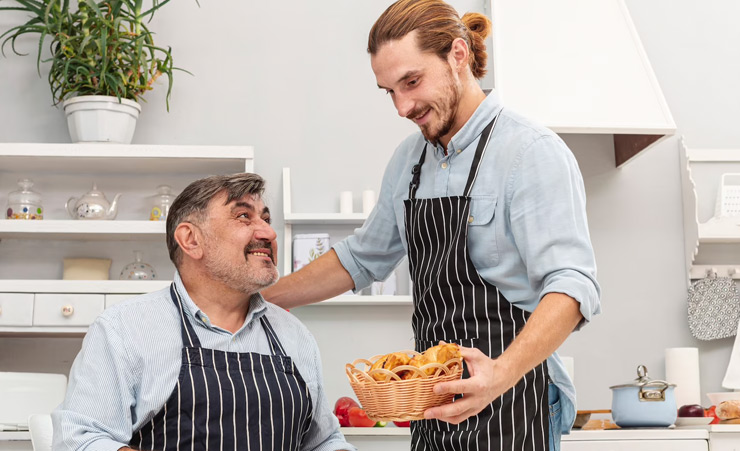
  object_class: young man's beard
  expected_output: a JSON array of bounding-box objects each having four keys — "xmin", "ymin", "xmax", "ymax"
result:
[{"xmin": 417, "ymin": 67, "xmax": 462, "ymax": 146}]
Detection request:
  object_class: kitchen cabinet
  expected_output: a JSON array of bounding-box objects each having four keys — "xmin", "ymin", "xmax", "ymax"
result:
[
  {"xmin": 0, "ymin": 143, "xmax": 254, "ymax": 334},
  {"xmin": 679, "ymin": 139, "xmax": 740, "ymax": 283},
  {"xmin": 490, "ymin": 0, "xmax": 676, "ymax": 167}
]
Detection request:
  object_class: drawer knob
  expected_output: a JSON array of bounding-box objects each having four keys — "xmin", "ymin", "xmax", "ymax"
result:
[{"xmin": 62, "ymin": 305, "xmax": 75, "ymax": 317}]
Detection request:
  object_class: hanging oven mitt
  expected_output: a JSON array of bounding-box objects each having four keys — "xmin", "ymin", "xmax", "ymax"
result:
[{"xmin": 688, "ymin": 276, "xmax": 740, "ymax": 340}]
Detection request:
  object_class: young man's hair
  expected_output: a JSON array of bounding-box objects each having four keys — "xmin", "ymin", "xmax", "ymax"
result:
[{"xmin": 367, "ymin": 0, "xmax": 491, "ymax": 79}]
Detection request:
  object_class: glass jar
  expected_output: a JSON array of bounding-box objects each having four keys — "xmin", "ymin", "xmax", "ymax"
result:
[
  {"xmin": 119, "ymin": 250, "xmax": 158, "ymax": 280},
  {"xmin": 6, "ymin": 179, "xmax": 44, "ymax": 220},
  {"xmin": 149, "ymin": 185, "xmax": 176, "ymax": 221}
]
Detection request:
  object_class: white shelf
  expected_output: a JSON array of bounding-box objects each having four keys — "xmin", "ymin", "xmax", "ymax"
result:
[
  {"xmin": 0, "ymin": 220, "xmax": 165, "ymax": 240},
  {"xmin": 0, "ymin": 279, "xmax": 170, "ymax": 293},
  {"xmin": 284, "ymin": 213, "xmax": 368, "ymax": 225},
  {"xmin": 698, "ymin": 218, "xmax": 740, "ymax": 244},
  {"xmin": 296, "ymin": 295, "xmax": 412, "ymax": 307},
  {"xmin": 340, "ymin": 427, "xmax": 410, "ymax": 436},
  {"xmin": 0, "ymin": 143, "xmax": 254, "ymax": 174},
  {"xmin": 679, "ymin": 140, "xmax": 740, "ymax": 282}
]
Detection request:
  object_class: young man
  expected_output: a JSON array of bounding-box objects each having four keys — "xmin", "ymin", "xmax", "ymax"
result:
[
  {"xmin": 53, "ymin": 173, "xmax": 354, "ymax": 451},
  {"xmin": 263, "ymin": 1, "xmax": 601, "ymax": 450}
]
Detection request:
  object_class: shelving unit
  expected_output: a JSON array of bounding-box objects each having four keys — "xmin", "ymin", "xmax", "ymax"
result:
[
  {"xmin": 0, "ymin": 143, "xmax": 254, "ymax": 333},
  {"xmin": 679, "ymin": 138, "xmax": 740, "ymax": 282},
  {"xmin": 281, "ymin": 167, "xmax": 412, "ymax": 306}
]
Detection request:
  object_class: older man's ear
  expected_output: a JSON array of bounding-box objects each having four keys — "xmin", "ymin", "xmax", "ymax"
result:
[{"xmin": 174, "ymin": 222, "xmax": 204, "ymax": 261}]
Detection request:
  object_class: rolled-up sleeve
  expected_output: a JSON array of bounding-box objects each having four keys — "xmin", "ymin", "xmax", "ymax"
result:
[{"xmin": 509, "ymin": 135, "xmax": 601, "ymax": 328}]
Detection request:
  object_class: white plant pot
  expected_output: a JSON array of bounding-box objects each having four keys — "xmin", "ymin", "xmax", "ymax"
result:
[{"xmin": 63, "ymin": 95, "xmax": 141, "ymax": 144}]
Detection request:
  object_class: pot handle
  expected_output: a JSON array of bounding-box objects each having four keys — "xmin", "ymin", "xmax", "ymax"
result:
[{"xmin": 638, "ymin": 380, "xmax": 670, "ymax": 402}]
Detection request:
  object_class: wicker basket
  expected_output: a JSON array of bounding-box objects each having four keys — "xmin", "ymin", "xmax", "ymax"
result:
[{"xmin": 346, "ymin": 350, "xmax": 463, "ymax": 422}]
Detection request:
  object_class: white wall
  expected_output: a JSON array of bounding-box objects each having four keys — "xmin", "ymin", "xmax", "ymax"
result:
[{"xmin": 1, "ymin": 0, "xmax": 739, "ymax": 413}]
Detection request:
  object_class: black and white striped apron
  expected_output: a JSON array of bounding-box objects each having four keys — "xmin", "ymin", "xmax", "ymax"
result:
[
  {"xmin": 405, "ymin": 115, "xmax": 549, "ymax": 451},
  {"xmin": 129, "ymin": 284, "xmax": 313, "ymax": 450}
]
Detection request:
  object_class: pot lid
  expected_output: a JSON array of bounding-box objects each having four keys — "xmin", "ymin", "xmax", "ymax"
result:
[{"xmin": 609, "ymin": 365, "xmax": 676, "ymax": 389}]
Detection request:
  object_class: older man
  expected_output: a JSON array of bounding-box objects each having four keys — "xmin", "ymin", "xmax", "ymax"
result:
[{"xmin": 53, "ymin": 173, "xmax": 354, "ymax": 451}]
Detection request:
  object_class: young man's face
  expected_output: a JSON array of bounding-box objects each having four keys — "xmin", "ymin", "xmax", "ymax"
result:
[
  {"xmin": 372, "ymin": 30, "xmax": 462, "ymax": 146},
  {"xmin": 199, "ymin": 192, "xmax": 278, "ymax": 294}
]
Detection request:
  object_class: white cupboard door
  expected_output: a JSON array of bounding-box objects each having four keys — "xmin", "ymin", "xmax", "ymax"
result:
[
  {"xmin": 33, "ymin": 294, "xmax": 104, "ymax": 326},
  {"xmin": 709, "ymin": 432, "xmax": 740, "ymax": 451},
  {"xmin": 563, "ymin": 440, "xmax": 708, "ymax": 451},
  {"xmin": 0, "ymin": 293, "xmax": 33, "ymax": 326}
]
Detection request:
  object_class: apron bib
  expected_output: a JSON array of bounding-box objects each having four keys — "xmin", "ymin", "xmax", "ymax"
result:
[
  {"xmin": 404, "ymin": 115, "xmax": 549, "ymax": 451},
  {"xmin": 129, "ymin": 284, "xmax": 313, "ymax": 450}
]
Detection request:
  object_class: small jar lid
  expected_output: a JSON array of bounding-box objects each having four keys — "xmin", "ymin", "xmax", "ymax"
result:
[
  {"xmin": 152, "ymin": 185, "xmax": 176, "ymax": 204},
  {"xmin": 7, "ymin": 179, "xmax": 42, "ymax": 206}
]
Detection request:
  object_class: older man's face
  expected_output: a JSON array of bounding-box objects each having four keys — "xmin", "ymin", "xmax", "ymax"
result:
[{"xmin": 199, "ymin": 192, "xmax": 278, "ymax": 294}]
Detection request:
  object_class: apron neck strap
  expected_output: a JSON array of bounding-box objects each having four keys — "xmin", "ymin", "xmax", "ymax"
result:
[
  {"xmin": 463, "ymin": 113, "xmax": 499, "ymax": 197},
  {"xmin": 408, "ymin": 144, "xmax": 427, "ymax": 199},
  {"xmin": 407, "ymin": 113, "xmax": 500, "ymax": 200},
  {"xmin": 170, "ymin": 283, "xmax": 202, "ymax": 348},
  {"xmin": 259, "ymin": 316, "xmax": 288, "ymax": 357},
  {"xmin": 170, "ymin": 283, "xmax": 289, "ymax": 356}
]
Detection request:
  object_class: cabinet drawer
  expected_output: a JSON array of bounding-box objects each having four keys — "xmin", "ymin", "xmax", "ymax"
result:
[
  {"xmin": 105, "ymin": 295, "xmax": 132, "ymax": 309},
  {"xmin": 0, "ymin": 293, "xmax": 34, "ymax": 326},
  {"xmin": 33, "ymin": 294, "xmax": 104, "ymax": 326},
  {"xmin": 563, "ymin": 440, "xmax": 708, "ymax": 451}
]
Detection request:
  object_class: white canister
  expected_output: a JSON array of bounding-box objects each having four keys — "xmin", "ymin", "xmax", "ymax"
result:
[
  {"xmin": 293, "ymin": 233, "xmax": 330, "ymax": 272},
  {"xmin": 339, "ymin": 191, "xmax": 353, "ymax": 214}
]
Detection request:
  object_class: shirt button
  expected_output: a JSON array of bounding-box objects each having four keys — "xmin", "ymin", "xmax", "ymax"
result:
[
  {"xmin": 456, "ymin": 149, "xmax": 462, "ymax": 154},
  {"xmin": 468, "ymin": 215, "xmax": 474, "ymax": 223},
  {"xmin": 441, "ymin": 162, "xmax": 448, "ymax": 169}
]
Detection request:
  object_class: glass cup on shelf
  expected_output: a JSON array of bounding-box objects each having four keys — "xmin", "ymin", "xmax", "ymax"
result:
[
  {"xmin": 149, "ymin": 185, "xmax": 176, "ymax": 221},
  {"xmin": 6, "ymin": 178, "xmax": 44, "ymax": 220},
  {"xmin": 119, "ymin": 250, "xmax": 158, "ymax": 280}
]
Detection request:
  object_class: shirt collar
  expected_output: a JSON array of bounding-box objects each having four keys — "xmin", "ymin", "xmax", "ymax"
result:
[
  {"xmin": 173, "ymin": 271, "xmax": 268, "ymax": 332},
  {"xmin": 429, "ymin": 89, "xmax": 503, "ymax": 156}
]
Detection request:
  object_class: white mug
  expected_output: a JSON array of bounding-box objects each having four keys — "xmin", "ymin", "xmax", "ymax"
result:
[{"xmin": 339, "ymin": 191, "xmax": 353, "ymax": 214}]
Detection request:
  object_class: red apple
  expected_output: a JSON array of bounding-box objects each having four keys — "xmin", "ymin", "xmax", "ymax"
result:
[
  {"xmin": 334, "ymin": 397, "xmax": 359, "ymax": 427},
  {"xmin": 678, "ymin": 404, "xmax": 706, "ymax": 417},
  {"xmin": 393, "ymin": 420, "xmax": 411, "ymax": 427},
  {"xmin": 348, "ymin": 407, "xmax": 376, "ymax": 427}
]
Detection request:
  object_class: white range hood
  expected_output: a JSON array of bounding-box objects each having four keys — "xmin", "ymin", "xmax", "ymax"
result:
[{"xmin": 491, "ymin": 0, "xmax": 675, "ymax": 167}]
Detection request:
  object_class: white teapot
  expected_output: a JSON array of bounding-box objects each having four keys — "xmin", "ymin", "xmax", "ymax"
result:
[{"xmin": 66, "ymin": 183, "xmax": 122, "ymax": 220}]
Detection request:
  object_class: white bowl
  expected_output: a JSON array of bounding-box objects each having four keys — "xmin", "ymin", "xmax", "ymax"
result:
[
  {"xmin": 706, "ymin": 392, "xmax": 740, "ymax": 406},
  {"xmin": 675, "ymin": 417, "xmax": 713, "ymax": 427}
]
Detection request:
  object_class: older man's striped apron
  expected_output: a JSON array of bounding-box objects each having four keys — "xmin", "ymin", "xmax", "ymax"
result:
[
  {"xmin": 128, "ymin": 284, "xmax": 313, "ymax": 450},
  {"xmin": 405, "ymin": 115, "xmax": 549, "ymax": 450}
]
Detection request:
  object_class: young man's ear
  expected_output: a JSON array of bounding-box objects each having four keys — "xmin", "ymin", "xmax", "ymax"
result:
[
  {"xmin": 174, "ymin": 222, "xmax": 205, "ymax": 261},
  {"xmin": 448, "ymin": 37, "xmax": 470, "ymax": 73}
]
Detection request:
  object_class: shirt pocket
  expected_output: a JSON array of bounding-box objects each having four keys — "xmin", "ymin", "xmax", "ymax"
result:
[{"xmin": 468, "ymin": 195, "xmax": 499, "ymax": 267}]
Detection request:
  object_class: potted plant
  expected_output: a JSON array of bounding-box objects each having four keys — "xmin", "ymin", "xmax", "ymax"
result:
[{"xmin": 0, "ymin": 0, "xmax": 189, "ymax": 143}]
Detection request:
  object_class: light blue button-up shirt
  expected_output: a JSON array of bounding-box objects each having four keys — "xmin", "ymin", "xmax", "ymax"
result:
[
  {"xmin": 333, "ymin": 91, "xmax": 601, "ymax": 433},
  {"xmin": 52, "ymin": 273, "xmax": 355, "ymax": 451}
]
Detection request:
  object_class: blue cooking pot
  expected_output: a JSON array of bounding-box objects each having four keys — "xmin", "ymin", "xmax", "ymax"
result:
[{"xmin": 609, "ymin": 365, "xmax": 677, "ymax": 427}]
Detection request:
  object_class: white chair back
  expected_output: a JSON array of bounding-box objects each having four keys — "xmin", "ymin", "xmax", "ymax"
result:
[{"xmin": 28, "ymin": 414, "xmax": 53, "ymax": 451}]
